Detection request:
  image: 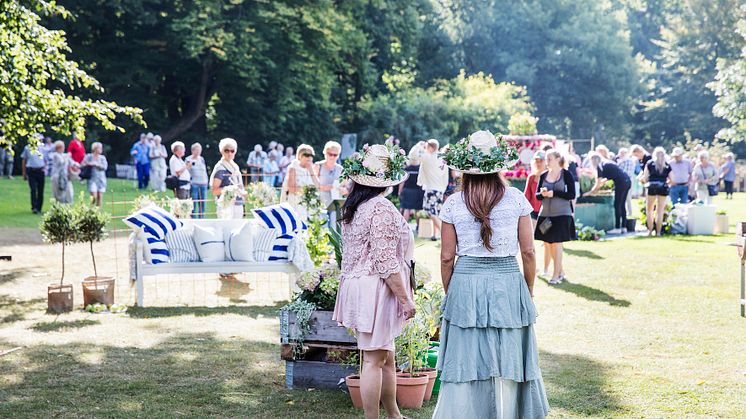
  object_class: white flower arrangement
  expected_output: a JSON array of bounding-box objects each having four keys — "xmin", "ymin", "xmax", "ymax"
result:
[
  {"xmin": 169, "ymin": 198, "xmax": 193, "ymax": 219},
  {"xmin": 246, "ymin": 181, "xmax": 278, "ymax": 209}
]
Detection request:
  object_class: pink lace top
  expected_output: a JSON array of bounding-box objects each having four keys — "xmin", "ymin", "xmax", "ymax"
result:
[
  {"xmin": 341, "ymin": 195, "xmax": 410, "ymax": 280},
  {"xmin": 333, "ymin": 195, "xmax": 412, "ymax": 340}
]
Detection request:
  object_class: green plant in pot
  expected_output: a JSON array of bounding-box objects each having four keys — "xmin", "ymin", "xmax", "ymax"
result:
[
  {"xmin": 395, "ymin": 316, "xmax": 431, "ymax": 408},
  {"xmin": 40, "ymin": 200, "xmax": 77, "ymax": 313},
  {"xmin": 74, "ymin": 199, "xmax": 113, "ymax": 307},
  {"xmin": 412, "ymin": 283, "xmax": 443, "ymax": 401}
]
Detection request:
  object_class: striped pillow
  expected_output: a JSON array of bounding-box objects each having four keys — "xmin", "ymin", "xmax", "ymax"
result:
[
  {"xmin": 124, "ymin": 204, "xmax": 183, "ymax": 239},
  {"xmin": 138, "ymin": 230, "xmax": 170, "ymax": 264},
  {"xmin": 253, "ymin": 227, "xmax": 293, "ymax": 261},
  {"xmin": 165, "ymin": 227, "xmax": 199, "ymax": 263},
  {"xmin": 252, "ymin": 203, "xmax": 307, "ymax": 235}
]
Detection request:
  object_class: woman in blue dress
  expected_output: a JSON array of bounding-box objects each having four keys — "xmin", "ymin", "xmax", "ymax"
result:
[{"xmin": 434, "ymin": 130, "xmax": 549, "ymax": 419}]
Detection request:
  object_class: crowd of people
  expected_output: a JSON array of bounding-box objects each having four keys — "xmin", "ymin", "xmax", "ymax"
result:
[{"xmin": 18, "ymin": 133, "xmax": 107, "ymax": 213}]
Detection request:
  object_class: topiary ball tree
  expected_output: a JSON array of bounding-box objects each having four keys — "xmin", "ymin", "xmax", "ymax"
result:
[
  {"xmin": 73, "ymin": 200, "xmax": 110, "ymax": 278},
  {"xmin": 39, "ymin": 200, "xmax": 77, "ymax": 285}
]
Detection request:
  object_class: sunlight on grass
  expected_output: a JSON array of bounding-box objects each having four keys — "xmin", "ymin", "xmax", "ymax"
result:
[{"xmin": 0, "ymin": 193, "xmax": 744, "ymax": 417}]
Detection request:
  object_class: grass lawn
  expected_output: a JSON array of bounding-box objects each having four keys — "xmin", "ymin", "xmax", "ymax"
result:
[
  {"xmin": 0, "ymin": 177, "xmax": 218, "ymax": 231},
  {"xmin": 0, "ymin": 190, "xmax": 745, "ymax": 417}
]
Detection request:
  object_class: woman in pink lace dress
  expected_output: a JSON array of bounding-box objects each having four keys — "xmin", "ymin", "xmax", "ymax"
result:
[{"xmin": 333, "ymin": 143, "xmax": 416, "ymax": 419}]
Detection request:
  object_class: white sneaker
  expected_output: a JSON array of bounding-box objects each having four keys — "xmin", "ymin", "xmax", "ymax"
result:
[{"xmin": 607, "ymin": 228, "xmax": 622, "ymax": 234}]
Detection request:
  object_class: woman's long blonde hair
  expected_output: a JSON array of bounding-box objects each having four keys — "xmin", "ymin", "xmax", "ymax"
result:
[
  {"xmin": 652, "ymin": 147, "xmax": 666, "ymax": 172},
  {"xmin": 461, "ymin": 173, "xmax": 507, "ymax": 251}
]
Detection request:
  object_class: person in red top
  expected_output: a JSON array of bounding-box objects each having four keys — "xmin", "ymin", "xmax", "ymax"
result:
[
  {"xmin": 523, "ymin": 150, "xmax": 552, "ymax": 277},
  {"xmin": 67, "ymin": 133, "xmax": 85, "ymax": 164}
]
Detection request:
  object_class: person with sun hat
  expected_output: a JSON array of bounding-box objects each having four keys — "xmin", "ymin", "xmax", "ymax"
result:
[
  {"xmin": 433, "ymin": 130, "xmax": 549, "ymax": 418},
  {"xmin": 333, "ymin": 140, "xmax": 416, "ymax": 419}
]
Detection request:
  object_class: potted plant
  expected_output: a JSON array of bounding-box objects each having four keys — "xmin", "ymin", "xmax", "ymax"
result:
[
  {"xmin": 74, "ymin": 200, "xmax": 113, "ymax": 307},
  {"xmin": 413, "ymin": 282, "xmax": 444, "ymax": 401},
  {"xmin": 395, "ymin": 317, "xmax": 430, "ymax": 408},
  {"xmin": 40, "ymin": 200, "xmax": 77, "ymax": 313},
  {"xmin": 343, "ymin": 351, "xmax": 363, "ymax": 409},
  {"xmin": 716, "ymin": 209, "xmax": 729, "ymax": 234}
]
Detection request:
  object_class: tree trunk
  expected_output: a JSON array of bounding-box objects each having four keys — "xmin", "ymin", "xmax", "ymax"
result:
[
  {"xmin": 90, "ymin": 241, "xmax": 97, "ymax": 278},
  {"xmin": 162, "ymin": 58, "xmax": 218, "ymax": 142},
  {"xmin": 60, "ymin": 242, "xmax": 65, "ymax": 285}
]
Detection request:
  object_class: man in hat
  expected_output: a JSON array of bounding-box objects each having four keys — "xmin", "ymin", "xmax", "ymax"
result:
[{"xmin": 668, "ymin": 146, "xmax": 691, "ymax": 206}]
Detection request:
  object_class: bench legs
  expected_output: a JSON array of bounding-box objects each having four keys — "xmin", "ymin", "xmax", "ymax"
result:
[{"xmin": 136, "ymin": 270, "xmax": 145, "ymax": 307}]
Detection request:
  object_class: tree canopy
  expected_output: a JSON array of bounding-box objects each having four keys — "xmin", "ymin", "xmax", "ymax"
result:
[
  {"xmin": 3, "ymin": 0, "xmax": 744, "ymax": 159},
  {"xmin": 0, "ymin": 0, "xmax": 143, "ymax": 146}
]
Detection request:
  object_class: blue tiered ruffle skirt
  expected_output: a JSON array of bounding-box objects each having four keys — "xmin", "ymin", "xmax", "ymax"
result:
[{"xmin": 433, "ymin": 256, "xmax": 549, "ymax": 419}]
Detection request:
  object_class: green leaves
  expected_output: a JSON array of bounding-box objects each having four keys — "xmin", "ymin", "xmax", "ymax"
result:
[{"xmin": 0, "ymin": 1, "xmax": 144, "ymax": 146}]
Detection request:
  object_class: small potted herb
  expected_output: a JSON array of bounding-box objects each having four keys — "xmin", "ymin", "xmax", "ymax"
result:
[
  {"xmin": 40, "ymin": 201, "xmax": 77, "ymax": 313},
  {"xmin": 394, "ymin": 316, "xmax": 430, "ymax": 408}
]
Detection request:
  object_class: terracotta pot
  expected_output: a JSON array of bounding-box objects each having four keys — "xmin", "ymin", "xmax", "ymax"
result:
[
  {"xmin": 416, "ymin": 368, "xmax": 437, "ymax": 401},
  {"xmin": 395, "ymin": 372, "xmax": 428, "ymax": 409},
  {"xmin": 345, "ymin": 375, "xmax": 363, "ymax": 409},
  {"xmin": 82, "ymin": 276, "xmax": 115, "ymax": 306},
  {"xmin": 47, "ymin": 283, "xmax": 73, "ymax": 313}
]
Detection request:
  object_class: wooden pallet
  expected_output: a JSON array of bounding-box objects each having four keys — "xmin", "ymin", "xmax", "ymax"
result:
[{"xmin": 279, "ymin": 309, "xmax": 358, "ymax": 389}]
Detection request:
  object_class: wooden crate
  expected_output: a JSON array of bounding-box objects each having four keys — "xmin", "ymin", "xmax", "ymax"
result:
[
  {"xmin": 285, "ymin": 360, "xmax": 358, "ymax": 390},
  {"xmin": 280, "ymin": 309, "xmax": 356, "ymax": 345}
]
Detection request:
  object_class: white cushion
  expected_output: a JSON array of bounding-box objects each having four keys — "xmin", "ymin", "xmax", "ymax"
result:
[
  {"xmin": 165, "ymin": 226, "xmax": 200, "ymax": 263},
  {"xmin": 224, "ymin": 221, "xmax": 255, "ymax": 262},
  {"xmin": 252, "ymin": 203, "xmax": 307, "ymax": 235},
  {"xmin": 193, "ymin": 225, "xmax": 225, "ymax": 263},
  {"xmin": 124, "ymin": 203, "xmax": 183, "ymax": 239}
]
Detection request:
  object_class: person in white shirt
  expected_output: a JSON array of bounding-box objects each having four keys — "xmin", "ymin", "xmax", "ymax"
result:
[
  {"xmin": 417, "ymin": 139, "xmax": 449, "ymax": 241},
  {"xmin": 169, "ymin": 141, "xmax": 191, "ymax": 199}
]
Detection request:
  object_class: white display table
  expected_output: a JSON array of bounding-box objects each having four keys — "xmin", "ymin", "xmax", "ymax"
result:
[{"xmin": 686, "ymin": 204, "xmax": 716, "ymax": 235}]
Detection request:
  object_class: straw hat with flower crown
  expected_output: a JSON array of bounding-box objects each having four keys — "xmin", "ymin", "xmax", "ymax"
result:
[
  {"xmin": 441, "ymin": 130, "xmax": 519, "ymax": 175},
  {"xmin": 342, "ymin": 142, "xmax": 409, "ymax": 188}
]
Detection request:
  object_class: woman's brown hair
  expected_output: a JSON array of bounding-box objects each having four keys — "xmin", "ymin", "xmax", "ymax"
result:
[{"xmin": 461, "ymin": 173, "xmax": 507, "ymax": 251}]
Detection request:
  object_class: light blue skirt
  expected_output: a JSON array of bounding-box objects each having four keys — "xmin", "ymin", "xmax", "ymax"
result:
[{"xmin": 433, "ymin": 256, "xmax": 549, "ymax": 419}]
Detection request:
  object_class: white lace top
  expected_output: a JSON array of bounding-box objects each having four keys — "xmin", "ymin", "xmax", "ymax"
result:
[{"xmin": 440, "ymin": 187, "xmax": 532, "ymax": 257}]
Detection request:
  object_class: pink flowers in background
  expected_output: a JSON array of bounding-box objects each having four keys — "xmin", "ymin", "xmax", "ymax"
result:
[{"xmin": 503, "ymin": 166, "xmax": 529, "ymax": 179}]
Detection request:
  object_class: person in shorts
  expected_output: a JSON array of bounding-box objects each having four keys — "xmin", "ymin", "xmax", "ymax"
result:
[{"xmin": 417, "ymin": 139, "xmax": 448, "ymax": 241}]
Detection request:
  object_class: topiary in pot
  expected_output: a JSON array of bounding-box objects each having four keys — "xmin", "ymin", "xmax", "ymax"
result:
[
  {"xmin": 40, "ymin": 200, "xmax": 77, "ymax": 313},
  {"xmin": 74, "ymin": 200, "xmax": 113, "ymax": 306}
]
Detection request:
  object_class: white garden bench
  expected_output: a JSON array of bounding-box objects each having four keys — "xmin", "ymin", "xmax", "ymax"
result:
[{"xmin": 132, "ymin": 218, "xmax": 300, "ymax": 307}]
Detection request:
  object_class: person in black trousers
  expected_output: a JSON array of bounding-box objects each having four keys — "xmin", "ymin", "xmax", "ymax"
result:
[
  {"xmin": 584, "ymin": 153, "xmax": 632, "ymax": 234},
  {"xmin": 21, "ymin": 140, "xmax": 47, "ymax": 213}
]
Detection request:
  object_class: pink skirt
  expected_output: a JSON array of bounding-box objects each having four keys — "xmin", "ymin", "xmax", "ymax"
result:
[{"xmin": 333, "ymin": 268, "xmax": 410, "ymax": 352}]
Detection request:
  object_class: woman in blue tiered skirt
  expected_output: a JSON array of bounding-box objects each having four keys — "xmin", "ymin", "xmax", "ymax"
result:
[{"xmin": 434, "ymin": 130, "xmax": 549, "ymax": 418}]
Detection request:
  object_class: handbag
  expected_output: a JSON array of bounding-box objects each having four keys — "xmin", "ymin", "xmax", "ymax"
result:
[
  {"xmin": 409, "ymin": 260, "xmax": 418, "ymax": 290},
  {"xmin": 165, "ymin": 175, "xmax": 180, "ymax": 190},
  {"xmin": 79, "ymin": 165, "xmax": 92, "ymax": 180},
  {"xmin": 538, "ymin": 218, "xmax": 553, "ymax": 235}
]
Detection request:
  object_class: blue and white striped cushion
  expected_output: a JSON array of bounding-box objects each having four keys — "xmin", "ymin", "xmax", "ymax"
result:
[
  {"xmin": 269, "ymin": 234, "xmax": 294, "ymax": 261},
  {"xmin": 165, "ymin": 228, "xmax": 199, "ymax": 263},
  {"xmin": 124, "ymin": 204, "xmax": 183, "ymax": 239},
  {"xmin": 253, "ymin": 227, "xmax": 292, "ymax": 261},
  {"xmin": 144, "ymin": 233, "xmax": 170, "ymax": 264},
  {"xmin": 252, "ymin": 203, "xmax": 307, "ymax": 235}
]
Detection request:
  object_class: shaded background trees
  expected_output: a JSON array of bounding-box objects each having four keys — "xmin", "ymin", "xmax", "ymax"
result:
[{"xmin": 19, "ymin": 0, "xmax": 746, "ymax": 163}]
